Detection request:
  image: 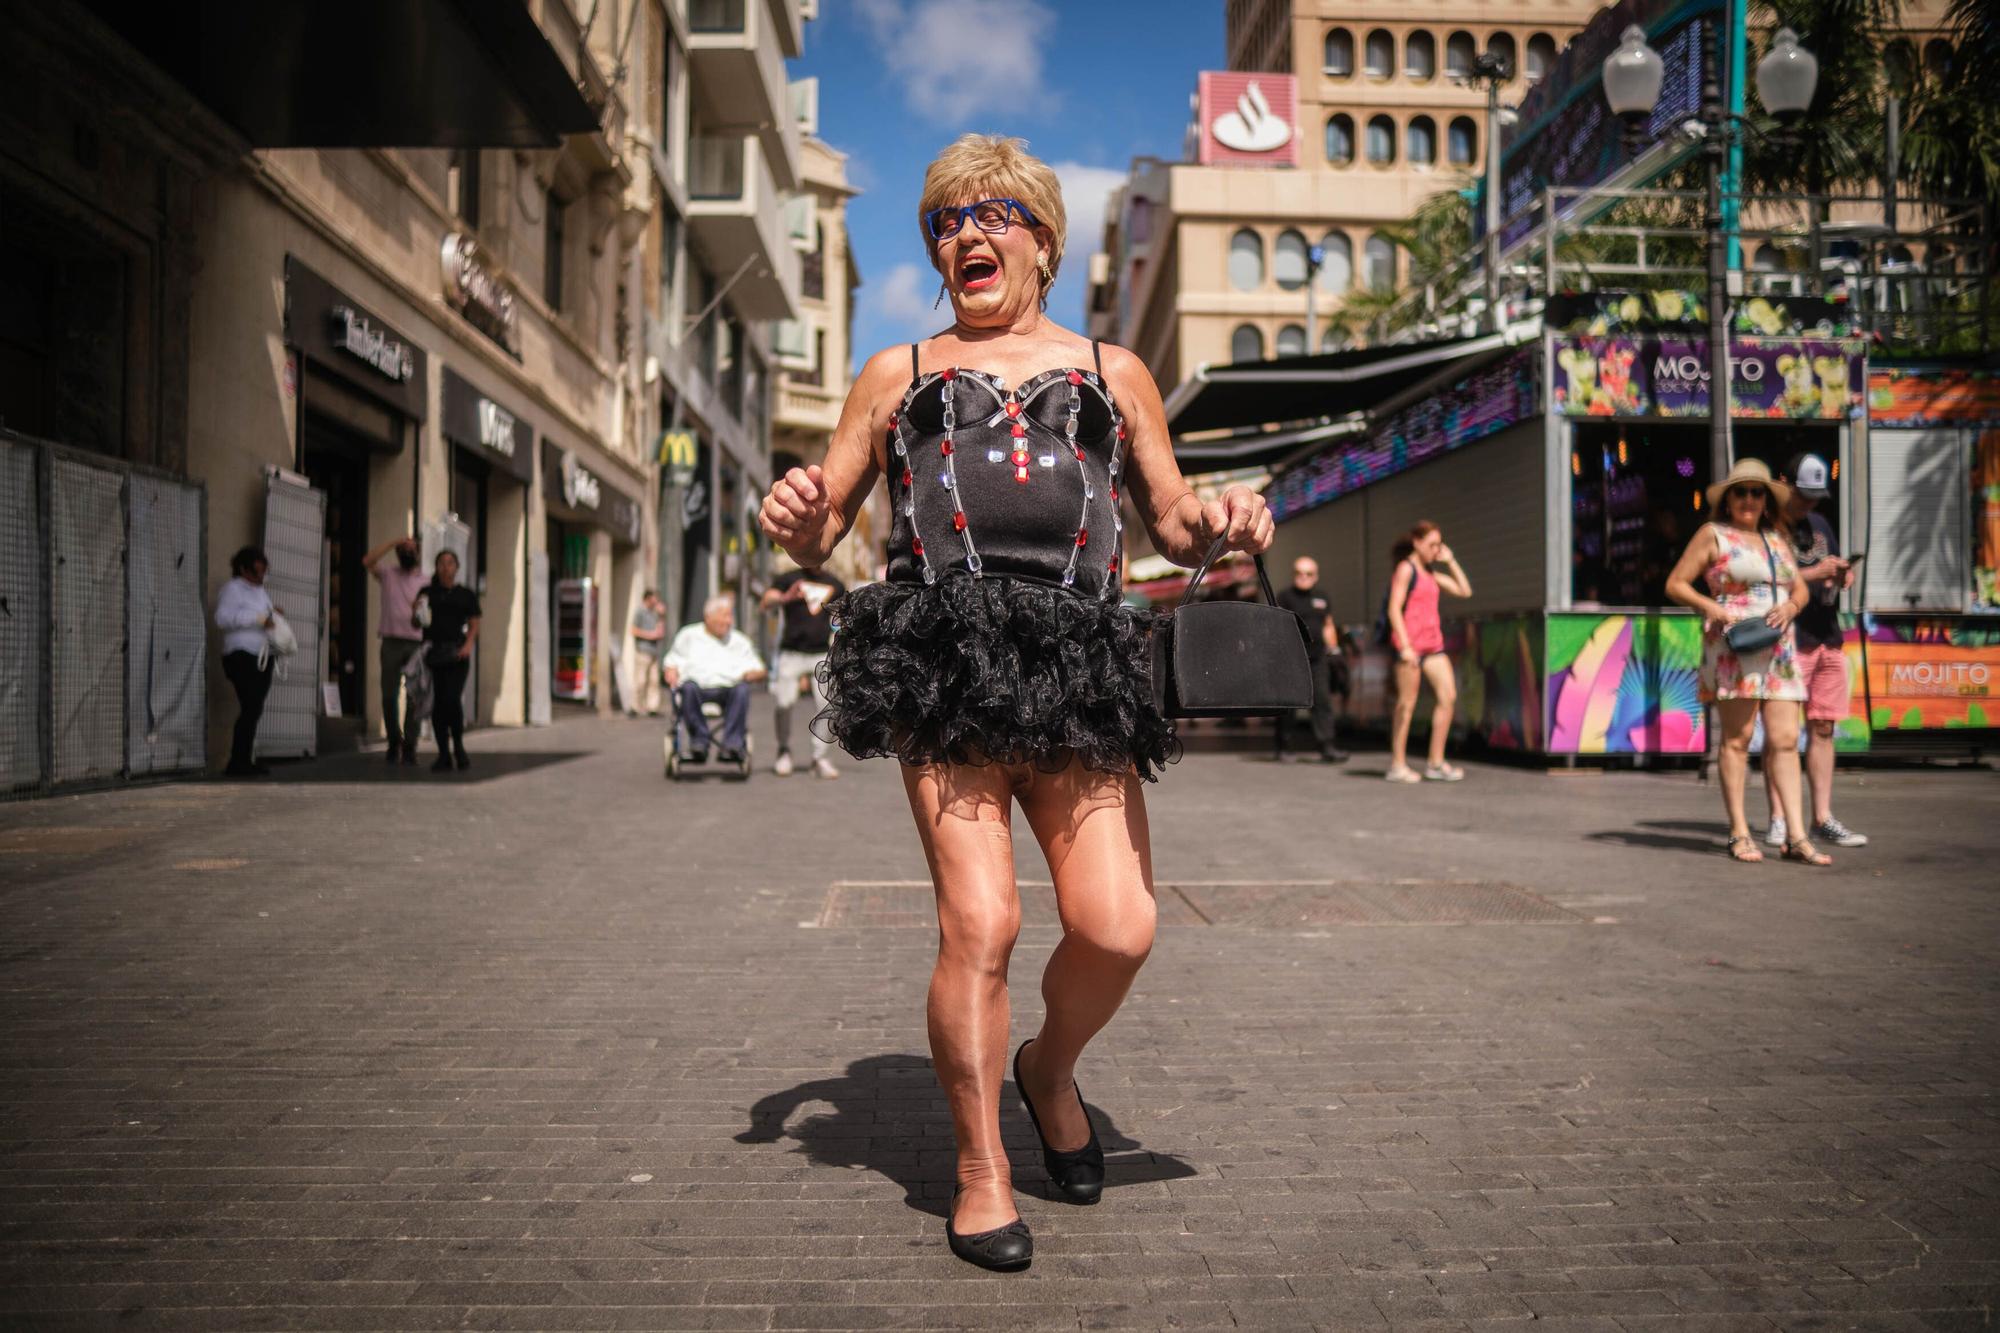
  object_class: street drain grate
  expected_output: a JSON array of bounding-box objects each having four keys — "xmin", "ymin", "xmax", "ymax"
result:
[
  {"xmin": 0, "ymin": 827, "xmax": 154, "ymax": 855},
  {"xmin": 814, "ymin": 880, "xmax": 1582, "ymax": 928},
  {"xmin": 173, "ymin": 858, "xmax": 247, "ymax": 871}
]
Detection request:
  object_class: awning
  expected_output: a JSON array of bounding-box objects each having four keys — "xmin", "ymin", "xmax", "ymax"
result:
[
  {"xmin": 78, "ymin": 0, "xmax": 598, "ymax": 148},
  {"xmin": 1164, "ymin": 332, "xmax": 1515, "ymax": 438}
]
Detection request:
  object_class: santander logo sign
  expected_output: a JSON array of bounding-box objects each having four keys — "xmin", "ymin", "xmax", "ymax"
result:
[{"xmin": 1198, "ymin": 72, "xmax": 1299, "ymax": 166}]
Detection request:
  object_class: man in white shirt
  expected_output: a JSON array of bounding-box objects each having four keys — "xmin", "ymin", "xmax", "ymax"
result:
[
  {"xmin": 213, "ymin": 545, "xmax": 278, "ymax": 776},
  {"xmin": 663, "ymin": 594, "xmax": 767, "ymax": 763}
]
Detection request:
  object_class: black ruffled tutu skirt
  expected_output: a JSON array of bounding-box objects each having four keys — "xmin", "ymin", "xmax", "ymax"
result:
[{"xmin": 813, "ymin": 575, "xmax": 1181, "ymax": 781}]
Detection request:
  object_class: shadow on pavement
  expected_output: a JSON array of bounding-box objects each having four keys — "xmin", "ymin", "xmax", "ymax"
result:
[
  {"xmin": 735, "ymin": 1053, "xmax": 1197, "ymax": 1216},
  {"xmin": 1585, "ymin": 820, "xmax": 1722, "ymax": 855},
  {"xmin": 258, "ymin": 751, "xmax": 591, "ymax": 784}
]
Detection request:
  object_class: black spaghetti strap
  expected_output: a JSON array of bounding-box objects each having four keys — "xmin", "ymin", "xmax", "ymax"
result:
[
  {"xmin": 1091, "ymin": 339, "xmax": 1103, "ymax": 374},
  {"xmin": 910, "ymin": 342, "xmax": 920, "ymax": 382}
]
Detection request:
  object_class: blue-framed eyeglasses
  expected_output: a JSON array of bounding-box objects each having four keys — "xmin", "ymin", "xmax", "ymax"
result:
[{"xmin": 925, "ymin": 197, "xmax": 1039, "ymax": 241}]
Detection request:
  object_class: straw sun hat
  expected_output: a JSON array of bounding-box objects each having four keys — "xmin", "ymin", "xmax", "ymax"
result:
[{"xmin": 1705, "ymin": 457, "xmax": 1792, "ymax": 513}]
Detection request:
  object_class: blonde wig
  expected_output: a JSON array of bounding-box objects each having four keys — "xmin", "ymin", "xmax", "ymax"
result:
[{"xmin": 917, "ymin": 134, "xmax": 1067, "ymax": 298}]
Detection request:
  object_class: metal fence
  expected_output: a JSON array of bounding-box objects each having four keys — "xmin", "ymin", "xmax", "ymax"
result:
[{"xmin": 1, "ymin": 429, "xmax": 208, "ymax": 796}]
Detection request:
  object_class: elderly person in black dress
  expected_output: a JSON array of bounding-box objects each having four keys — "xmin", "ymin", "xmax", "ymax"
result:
[{"xmin": 759, "ymin": 134, "xmax": 1273, "ymax": 1271}]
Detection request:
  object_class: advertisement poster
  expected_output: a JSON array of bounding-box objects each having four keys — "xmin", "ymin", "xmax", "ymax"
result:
[
  {"xmin": 1868, "ymin": 368, "xmax": 2000, "ymax": 428},
  {"xmin": 1553, "ymin": 337, "xmax": 1865, "ymax": 420}
]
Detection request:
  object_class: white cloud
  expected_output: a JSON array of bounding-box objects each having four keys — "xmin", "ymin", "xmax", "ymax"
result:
[
  {"xmin": 855, "ymin": 0, "xmax": 1056, "ymax": 124},
  {"xmin": 862, "ymin": 261, "xmax": 941, "ymax": 344},
  {"xmin": 1046, "ymin": 160, "xmax": 1128, "ymax": 330}
]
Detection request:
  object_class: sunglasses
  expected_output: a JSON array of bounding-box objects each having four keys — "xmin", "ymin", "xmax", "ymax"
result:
[
  {"xmin": 1725, "ymin": 485, "xmax": 1767, "ymax": 502},
  {"xmin": 925, "ymin": 197, "xmax": 1039, "ymax": 242}
]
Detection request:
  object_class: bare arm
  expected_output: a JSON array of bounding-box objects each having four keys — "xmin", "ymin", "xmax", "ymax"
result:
[
  {"xmin": 1385, "ymin": 560, "xmax": 1416, "ymax": 660},
  {"xmin": 1102, "ymin": 343, "xmax": 1271, "ymax": 563},
  {"xmin": 458, "ymin": 616, "xmax": 480, "ymax": 659},
  {"xmin": 1430, "ymin": 545, "xmax": 1473, "ymax": 598},
  {"xmin": 1663, "ymin": 526, "xmax": 1727, "ymax": 622},
  {"xmin": 1320, "ymin": 613, "xmax": 1339, "ymax": 654},
  {"xmin": 361, "ymin": 538, "xmax": 400, "ymax": 572},
  {"xmin": 757, "ymin": 348, "xmax": 898, "ymax": 564}
]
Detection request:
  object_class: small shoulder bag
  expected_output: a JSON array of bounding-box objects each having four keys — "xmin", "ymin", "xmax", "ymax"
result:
[
  {"xmin": 1722, "ymin": 532, "xmax": 1785, "ymax": 655},
  {"xmin": 1151, "ymin": 537, "xmax": 1315, "ymax": 718}
]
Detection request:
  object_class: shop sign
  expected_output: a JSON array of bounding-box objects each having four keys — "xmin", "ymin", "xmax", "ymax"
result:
[
  {"xmin": 1849, "ymin": 630, "xmax": 2000, "ymax": 736},
  {"xmin": 562, "ymin": 451, "xmax": 603, "ymax": 510},
  {"xmin": 658, "ymin": 430, "xmax": 699, "ymax": 488},
  {"xmin": 1868, "ymin": 368, "xmax": 2000, "ymax": 428},
  {"xmin": 440, "ymin": 367, "xmax": 533, "ymax": 482},
  {"xmin": 478, "ymin": 401, "xmax": 517, "ymax": 458},
  {"xmin": 1196, "ymin": 72, "xmax": 1297, "ymax": 167},
  {"xmin": 543, "ymin": 441, "xmax": 643, "ymax": 546},
  {"xmin": 1552, "ymin": 337, "xmax": 1866, "ymax": 420},
  {"xmin": 441, "ymin": 232, "xmax": 518, "ymax": 356},
  {"xmin": 329, "ymin": 305, "xmax": 415, "ymax": 383}
]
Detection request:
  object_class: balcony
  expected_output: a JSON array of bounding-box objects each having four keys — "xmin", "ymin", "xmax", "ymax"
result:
[
  {"xmin": 687, "ymin": 133, "xmax": 801, "ymax": 321},
  {"xmin": 687, "ymin": 0, "xmax": 801, "ymax": 189}
]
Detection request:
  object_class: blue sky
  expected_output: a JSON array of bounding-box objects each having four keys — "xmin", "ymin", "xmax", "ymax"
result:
[{"xmin": 791, "ymin": 0, "xmax": 1224, "ymax": 360}]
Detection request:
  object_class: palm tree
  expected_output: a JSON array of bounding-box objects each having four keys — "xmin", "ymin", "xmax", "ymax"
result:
[
  {"xmin": 1742, "ymin": 0, "xmax": 1902, "ymax": 204},
  {"xmin": 1900, "ymin": 0, "xmax": 2000, "ymax": 217}
]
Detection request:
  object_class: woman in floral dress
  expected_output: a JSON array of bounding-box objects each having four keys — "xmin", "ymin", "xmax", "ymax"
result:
[{"xmin": 1665, "ymin": 459, "xmax": 1830, "ymax": 865}]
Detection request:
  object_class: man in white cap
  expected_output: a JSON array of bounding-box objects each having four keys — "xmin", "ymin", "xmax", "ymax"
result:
[{"xmin": 1766, "ymin": 452, "xmax": 1867, "ymax": 848}]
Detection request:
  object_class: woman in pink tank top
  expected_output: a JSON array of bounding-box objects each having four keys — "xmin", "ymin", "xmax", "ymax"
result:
[{"xmin": 1386, "ymin": 521, "xmax": 1474, "ymax": 783}]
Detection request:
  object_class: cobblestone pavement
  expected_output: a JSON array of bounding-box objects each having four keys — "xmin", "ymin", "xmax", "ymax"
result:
[{"xmin": 2, "ymin": 713, "xmax": 1997, "ymax": 1331}]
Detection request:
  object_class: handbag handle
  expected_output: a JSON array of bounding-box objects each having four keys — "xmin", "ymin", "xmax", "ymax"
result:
[{"xmin": 1177, "ymin": 536, "xmax": 1277, "ymax": 610}]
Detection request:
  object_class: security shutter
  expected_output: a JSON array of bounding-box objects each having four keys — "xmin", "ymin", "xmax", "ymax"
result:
[
  {"xmin": 257, "ymin": 470, "xmax": 326, "ymax": 759},
  {"xmin": 1867, "ymin": 429, "xmax": 1967, "ymax": 612},
  {"xmin": 50, "ymin": 458, "xmax": 126, "ymax": 784},
  {"xmin": 127, "ymin": 475, "xmax": 208, "ymax": 775},
  {"xmin": 0, "ymin": 439, "xmax": 45, "ymax": 791}
]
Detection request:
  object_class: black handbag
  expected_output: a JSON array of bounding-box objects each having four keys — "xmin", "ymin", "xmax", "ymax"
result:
[
  {"xmin": 1722, "ymin": 533, "xmax": 1785, "ymax": 655},
  {"xmin": 1151, "ymin": 538, "xmax": 1315, "ymax": 718}
]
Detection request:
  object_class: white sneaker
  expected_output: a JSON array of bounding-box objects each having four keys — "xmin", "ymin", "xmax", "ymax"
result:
[
  {"xmin": 1815, "ymin": 816, "xmax": 1868, "ymax": 847},
  {"xmin": 773, "ymin": 751, "xmax": 794, "ymax": 777},
  {"xmin": 812, "ymin": 757, "xmax": 840, "ymax": 780},
  {"xmin": 1765, "ymin": 815, "xmax": 1788, "ymax": 848}
]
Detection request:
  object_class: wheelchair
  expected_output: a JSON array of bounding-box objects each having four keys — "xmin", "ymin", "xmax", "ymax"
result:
[{"xmin": 662, "ymin": 681, "xmax": 754, "ymax": 782}]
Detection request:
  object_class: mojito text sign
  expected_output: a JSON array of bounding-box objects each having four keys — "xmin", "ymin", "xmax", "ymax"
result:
[{"xmin": 1553, "ymin": 336, "xmax": 1866, "ymax": 420}]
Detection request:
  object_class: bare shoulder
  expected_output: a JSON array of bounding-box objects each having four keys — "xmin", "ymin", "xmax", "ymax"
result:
[
  {"xmin": 1094, "ymin": 341, "xmax": 1163, "ymax": 405},
  {"xmin": 856, "ymin": 344, "xmax": 915, "ymax": 391}
]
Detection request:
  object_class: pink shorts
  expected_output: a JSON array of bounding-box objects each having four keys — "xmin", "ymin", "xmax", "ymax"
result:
[{"xmin": 1795, "ymin": 644, "xmax": 1850, "ymax": 722}]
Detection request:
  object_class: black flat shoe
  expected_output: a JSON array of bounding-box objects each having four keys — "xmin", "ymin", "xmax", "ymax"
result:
[
  {"xmin": 944, "ymin": 1186, "xmax": 1031, "ymax": 1271},
  {"xmin": 1014, "ymin": 1040, "xmax": 1105, "ymax": 1204}
]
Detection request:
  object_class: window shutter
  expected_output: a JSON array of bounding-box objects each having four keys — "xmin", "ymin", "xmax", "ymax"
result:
[
  {"xmin": 790, "ymin": 78, "xmax": 819, "ymax": 136},
  {"xmin": 1867, "ymin": 428, "xmax": 1967, "ymax": 611}
]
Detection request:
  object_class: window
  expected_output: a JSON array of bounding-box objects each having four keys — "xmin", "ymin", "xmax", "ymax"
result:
[
  {"xmin": 449, "ymin": 150, "xmax": 481, "ymax": 229},
  {"xmin": 1276, "ymin": 324, "xmax": 1308, "ymax": 357},
  {"xmin": 1228, "ymin": 228, "xmax": 1264, "ymax": 291},
  {"xmin": 1316, "ymin": 231, "xmax": 1352, "ymax": 294},
  {"xmin": 1405, "ymin": 30, "xmax": 1436, "ymax": 81},
  {"xmin": 1230, "ymin": 323, "xmax": 1265, "ymax": 362},
  {"xmin": 1365, "ymin": 29, "xmax": 1394, "ymax": 78},
  {"xmin": 1365, "ymin": 115, "xmax": 1396, "ymax": 165},
  {"xmin": 1924, "ymin": 38, "xmax": 1954, "ymax": 80},
  {"xmin": 1884, "ymin": 38, "xmax": 1918, "ymax": 93},
  {"xmin": 1448, "ymin": 116, "xmax": 1478, "ymax": 167},
  {"xmin": 1525, "ymin": 33, "xmax": 1556, "ymax": 83},
  {"xmin": 1407, "ymin": 116, "xmax": 1437, "ymax": 166},
  {"xmin": 1446, "ymin": 30, "xmax": 1476, "ymax": 77},
  {"xmin": 1365, "ymin": 233, "xmax": 1397, "ymax": 292},
  {"xmin": 1323, "ymin": 28, "xmax": 1353, "ymax": 76},
  {"xmin": 1325, "ymin": 113, "xmax": 1355, "ymax": 165},
  {"xmin": 544, "ymin": 189, "xmax": 567, "ymax": 312},
  {"xmin": 1486, "ymin": 32, "xmax": 1517, "ymax": 79},
  {"xmin": 1274, "ymin": 230, "xmax": 1310, "ymax": 290}
]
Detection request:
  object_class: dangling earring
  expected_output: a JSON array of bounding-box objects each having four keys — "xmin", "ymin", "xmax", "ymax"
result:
[
  {"xmin": 933, "ymin": 280, "xmax": 948, "ymax": 310},
  {"xmin": 1037, "ymin": 257, "xmax": 1053, "ymax": 311}
]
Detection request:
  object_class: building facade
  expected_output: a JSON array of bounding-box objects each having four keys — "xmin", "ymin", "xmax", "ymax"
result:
[
  {"xmin": 1, "ymin": 0, "xmax": 818, "ymax": 789},
  {"xmin": 1088, "ymin": 3, "xmax": 1593, "ymax": 390},
  {"xmin": 770, "ymin": 135, "xmax": 876, "ymax": 588}
]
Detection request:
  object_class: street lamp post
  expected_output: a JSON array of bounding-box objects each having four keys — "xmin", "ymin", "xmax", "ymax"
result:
[
  {"xmin": 1602, "ymin": 23, "xmax": 1817, "ymax": 481},
  {"xmin": 1464, "ymin": 52, "xmax": 1513, "ymax": 332}
]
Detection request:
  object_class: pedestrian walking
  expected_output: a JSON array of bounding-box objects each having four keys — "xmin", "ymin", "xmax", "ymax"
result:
[
  {"xmin": 1763, "ymin": 453, "xmax": 1866, "ymax": 849},
  {"xmin": 1384, "ymin": 522, "xmax": 1472, "ymax": 783},
  {"xmin": 1272, "ymin": 556, "xmax": 1349, "ymax": 763},
  {"xmin": 759, "ymin": 560, "xmax": 846, "ymax": 777},
  {"xmin": 1664, "ymin": 458, "xmax": 1830, "ymax": 865},
  {"xmin": 627, "ymin": 589, "xmax": 668, "ymax": 718},
  {"xmin": 417, "ymin": 550, "xmax": 479, "ymax": 773},
  {"xmin": 757, "ymin": 134, "xmax": 1273, "ymax": 1271},
  {"xmin": 662, "ymin": 595, "xmax": 766, "ymax": 764},
  {"xmin": 214, "ymin": 545, "xmax": 278, "ymax": 777},
  {"xmin": 362, "ymin": 536, "xmax": 426, "ymax": 764}
]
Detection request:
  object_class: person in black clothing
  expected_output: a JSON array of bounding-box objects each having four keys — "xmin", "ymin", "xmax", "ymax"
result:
[
  {"xmin": 1272, "ymin": 556, "xmax": 1349, "ymax": 763},
  {"xmin": 418, "ymin": 550, "xmax": 481, "ymax": 772},
  {"xmin": 759, "ymin": 561, "xmax": 848, "ymax": 777}
]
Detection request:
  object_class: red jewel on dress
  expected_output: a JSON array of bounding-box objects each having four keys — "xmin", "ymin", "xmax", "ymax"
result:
[
  {"xmin": 1076, "ymin": 529, "xmax": 1088, "ymax": 546},
  {"xmin": 911, "ymin": 537, "xmax": 924, "ymax": 556},
  {"xmin": 1011, "ymin": 450, "xmax": 1029, "ymax": 467},
  {"xmin": 953, "ymin": 512, "xmax": 967, "ymax": 532},
  {"xmin": 1109, "ymin": 486, "xmax": 1119, "ymax": 502},
  {"xmin": 940, "ymin": 438, "xmax": 954, "ymax": 456},
  {"xmin": 1108, "ymin": 556, "xmax": 1120, "ymax": 573},
  {"xmin": 900, "ymin": 469, "xmax": 913, "ymax": 489},
  {"xmin": 1015, "ymin": 467, "xmax": 1029, "ymax": 484},
  {"xmin": 1066, "ymin": 370, "xmax": 1083, "ymax": 385},
  {"xmin": 1010, "ymin": 422, "xmax": 1026, "ymax": 438},
  {"xmin": 1074, "ymin": 446, "xmax": 1086, "ymax": 461},
  {"xmin": 888, "ymin": 412, "xmax": 898, "ymax": 429},
  {"xmin": 1005, "ymin": 401, "xmax": 1021, "ymax": 418},
  {"xmin": 1116, "ymin": 425, "xmax": 1127, "ymax": 441},
  {"xmin": 942, "ymin": 367, "xmax": 957, "ymax": 380}
]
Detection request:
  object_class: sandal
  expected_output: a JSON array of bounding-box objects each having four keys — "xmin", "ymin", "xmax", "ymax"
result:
[
  {"xmin": 1725, "ymin": 834, "xmax": 1764, "ymax": 863},
  {"xmin": 1783, "ymin": 838, "xmax": 1833, "ymax": 867},
  {"xmin": 1384, "ymin": 766, "xmax": 1422, "ymax": 783},
  {"xmin": 1423, "ymin": 763, "xmax": 1465, "ymax": 782}
]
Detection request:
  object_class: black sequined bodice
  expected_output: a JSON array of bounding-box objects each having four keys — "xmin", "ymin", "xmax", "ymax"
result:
[{"xmin": 884, "ymin": 363, "xmax": 1128, "ymax": 598}]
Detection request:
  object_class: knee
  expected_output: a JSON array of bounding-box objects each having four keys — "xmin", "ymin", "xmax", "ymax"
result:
[
  {"xmin": 1065, "ymin": 902, "xmax": 1157, "ymax": 972},
  {"xmin": 1809, "ymin": 719, "xmax": 1836, "ymax": 741},
  {"xmin": 1433, "ymin": 688, "xmax": 1457, "ymax": 711},
  {"xmin": 937, "ymin": 899, "xmax": 1020, "ymax": 974}
]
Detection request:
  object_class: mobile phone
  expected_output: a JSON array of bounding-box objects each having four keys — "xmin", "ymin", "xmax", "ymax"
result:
[{"xmin": 1843, "ymin": 550, "xmax": 1866, "ymax": 566}]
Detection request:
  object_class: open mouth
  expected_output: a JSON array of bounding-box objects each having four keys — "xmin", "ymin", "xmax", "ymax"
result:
[{"xmin": 958, "ymin": 256, "xmax": 999, "ymax": 291}]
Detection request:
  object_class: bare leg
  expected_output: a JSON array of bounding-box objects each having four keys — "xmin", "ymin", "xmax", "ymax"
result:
[
  {"xmin": 1389, "ymin": 657, "xmax": 1420, "ymax": 772},
  {"xmin": 1421, "ymin": 654, "xmax": 1458, "ymax": 770},
  {"xmin": 1716, "ymin": 698, "xmax": 1760, "ymax": 852},
  {"xmin": 1762, "ymin": 702, "xmax": 1809, "ymax": 836},
  {"xmin": 1014, "ymin": 762, "xmax": 1156, "ymax": 1154},
  {"xmin": 901, "ymin": 761, "xmax": 1025, "ymax": 1235},
  {"xmin": 1805, "ymin": 718, "xmax": 1836, "ymax": 825}
]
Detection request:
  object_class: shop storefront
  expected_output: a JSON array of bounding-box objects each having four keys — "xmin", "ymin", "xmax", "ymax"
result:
[
  {"xmin": 285, "ymin": 259, "xmax": 428, "ymax": 746},
  {"xmin": 542, "ymin": 439, "xmax": 644, "ymax": 710},
  {"xmin": 1257, "ymin": 295, "xmax": 1999, "ymax": 760},
  {"xmin": 440, "ymin": 366, "xmax": 535, "ymax": 727}
]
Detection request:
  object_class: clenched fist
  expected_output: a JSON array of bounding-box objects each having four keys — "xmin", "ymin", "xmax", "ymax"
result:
[
  {"xmin": 1198, "ymin": 485, "xmax": 1275, "ymax": 556},
  {"xmin": 759, "ymin": 464, "xmax": 833, "ymax": 558}
]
